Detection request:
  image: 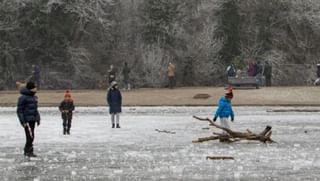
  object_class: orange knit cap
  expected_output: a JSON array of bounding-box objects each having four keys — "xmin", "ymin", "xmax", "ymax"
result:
[{"xmin": 64, "ymin": 90, "xmax": 72, "ymax": 98}]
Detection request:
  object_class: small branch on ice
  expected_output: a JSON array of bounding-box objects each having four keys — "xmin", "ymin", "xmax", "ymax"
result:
[
  {"xmin": 206, "ymin": 156, "xmax": 234, "ymax": 160},
  {"xmin": 155, "ymin": 129, "xmax": 176, "ymax": 134}
]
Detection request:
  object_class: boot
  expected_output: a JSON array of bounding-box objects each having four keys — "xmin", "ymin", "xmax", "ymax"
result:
[
  {"xmin": 24, "ymin": 149, "xmax": 28, "ymax": 157},
  {"xmin": 24, "ymin": 147, "xmax": 37, "ymax": 157},
  {"xmin": 112, "ymin": 123, "xmax": 115, "ymax": 128},
  {"xmin": 67, "ymin": 128, "xmax": 70, "ymax": 135},
  {"xmin": 63, "ymin": 127, "xmax": 67, "ymax": 135},
  {"xmin": 28, "ymin": 152, "xmax": 37, "ymax": 157},
  {"xmin": 24, "ymin": 147, "xmax": 30, "ymax": 157},
  {"xmin": 116, "ymin": 124, "xmax": 120, "ymax": 128}
]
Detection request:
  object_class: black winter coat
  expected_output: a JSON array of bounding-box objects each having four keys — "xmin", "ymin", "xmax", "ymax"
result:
[
  {"xmin": 59, "ymin": 100, "xmax": 75, "ymax": 120},
  {"xmin": 107, "ymin": 88, "xmax": 122, "ymax": 113},
  {"xmin": 59, "ymin": 100, "xmax": 75, "ymax": 112},
  {"xmin": 17, "ymin": 88, "xmax": 40, "ymax": 124}
]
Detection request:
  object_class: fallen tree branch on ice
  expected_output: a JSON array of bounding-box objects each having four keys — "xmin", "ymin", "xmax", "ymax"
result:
[{"xmin": 192, "ymin": 116, "xmax": 276, "ymax": 143}]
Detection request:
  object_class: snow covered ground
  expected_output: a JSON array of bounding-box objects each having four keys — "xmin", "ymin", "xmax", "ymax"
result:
[{"xmin": 0, "ymin": 106, "xmax": 320, "ymax": 180}]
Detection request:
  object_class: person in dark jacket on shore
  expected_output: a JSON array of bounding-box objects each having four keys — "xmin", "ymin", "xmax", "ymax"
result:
[
  {"xmin": 59, "ymin": 90, "xmax": 75, "ymax": 135},
  {"xmin": 122, "ymin": 62, "xmax": 131, "ymax": 90},
  {"xmin": 17, "ymin": 81, "xmax": 40, "ymax": 157},
  {"xmin": 107, "ymin": 81, "xmax": 122, "ymax": 128},
  {"xmin": 31, "ymin": 64, "xmax": 41, "ymax": 90},
  {"xmin": 264, "ymin": 61, "xmax": 272, "ymax": 87},
  {"xmin": 213, "ymin": 87, "xmax": 234, "ymax": 135}
]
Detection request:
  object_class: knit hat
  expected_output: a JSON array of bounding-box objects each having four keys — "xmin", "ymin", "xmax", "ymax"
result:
[
  {"xmin": 225, "ymin": 86, "xmax": 233, "ymax": 99},
  {"xmin": 111, "ymin": 81, "xmax": 118, "ymax": 87},
  {"xmin": 64, "ymin": 90, "xmax": 72, "ymax": 98},
  {"xmin": 26, "ymin": 82, "xmax": 36, "ymax": 90}
]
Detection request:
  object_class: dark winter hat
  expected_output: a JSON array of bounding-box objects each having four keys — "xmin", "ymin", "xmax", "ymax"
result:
[
  {"xmin": 26, "ymin": 82, "xmax": 36, "ymax": 90},
  {"xmin": 225, "ymin": 86, "xmax": 233, "ymax": 99},
  {"xmin": 225, "ymin": 92, "xmax": 233, "ymax": 99}
]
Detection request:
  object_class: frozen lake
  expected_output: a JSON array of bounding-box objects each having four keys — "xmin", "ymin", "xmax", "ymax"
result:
[{"xmin": 0, "ymin": 106, "xmax": 320, "ymax": 180}]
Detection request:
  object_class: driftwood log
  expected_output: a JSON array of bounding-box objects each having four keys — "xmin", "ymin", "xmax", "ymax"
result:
[
  {"xmin": 192, "ymin": 116, "xmax": 276, "ymax": 143},
  {"xmin": 193, "ymin": 93, "xmax": 211, "ymax": 99}
]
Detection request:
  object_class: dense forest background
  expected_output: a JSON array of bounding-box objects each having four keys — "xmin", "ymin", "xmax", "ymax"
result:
[{"xmin": 1, "ymin": 0, "xmax": 320, "ymax": 89}]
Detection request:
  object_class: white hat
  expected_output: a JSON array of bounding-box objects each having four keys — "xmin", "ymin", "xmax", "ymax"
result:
[{"xmin": 111, "ymin": 81, "xmax": 118, "ymax": 87}]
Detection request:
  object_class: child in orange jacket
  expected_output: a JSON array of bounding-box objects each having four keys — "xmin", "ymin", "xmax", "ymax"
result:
[{"xmin": 59, "ymin": 90, "xmax": 75, "ymax": 135}]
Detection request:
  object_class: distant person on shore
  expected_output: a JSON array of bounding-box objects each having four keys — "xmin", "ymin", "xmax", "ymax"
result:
[
  {"xmin": 247, "ymin": 60, "xmax": 255, "ymax": 77},
  {"xmin": 122, "ymin": 62, "xmax": 131, "ymax": 90},
  {"xmin": 16, "ymin": 80, "xmax": 26, "ymax": 90},
  {"xmin": 226, "ymin": 64, "xmax": 236, "ymax": 77},
  {"xmin": 31, "ymin": 65, "xmax": 41, "ymax": 90},
  {"xmin": 314, "ymin": 64, "xmax": 320, "ymax": 85},
  {"xmin": 107, "ymin": 64, "xmax": 116, "ymax": 86},
  {"xmin": 264, "ymin": 61, "xmax": 272, "ymax": 87},
  {"xmin": 255, "ymin": 61, "xmax": 263, "ymax": 86},
  {"xmin": 107, "ymin": 81, "xmax": 122, "ymax": 128},
  {"xmin": 167, "ymin": 62, "xmax": 176, "ymax": 89},
  {"xmin": 17, "ymin": 82, "xmax": 40, "ymax": 157},
  {"xmin": 59, "ymin": 90, "xmax": 75, "ymax": 135},
  {"xmin": 226, "ymin": 63, "xmax": 236, "ymax": 86},
  {"xmin": 213, "ymin": 87, "xmax": 234, "ymax": 135}
]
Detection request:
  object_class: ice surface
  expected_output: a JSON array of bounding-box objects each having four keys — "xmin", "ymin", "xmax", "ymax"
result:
[{"xmin": 0, "ymin": 106, "xmax": 320, "ymax": 180}]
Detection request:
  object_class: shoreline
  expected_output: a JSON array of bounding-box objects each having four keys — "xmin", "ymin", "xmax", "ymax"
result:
[{"xmin": 1, "ymin": 86, "xmax": 320, "ymax": 107}]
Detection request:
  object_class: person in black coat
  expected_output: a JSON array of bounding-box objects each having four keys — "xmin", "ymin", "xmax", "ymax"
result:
[
  {"xmin": 264, "ymin": 61, "xmax": 272, "ymax": 87},
  {"xmin": 17, "ymin": 82, "xmax": 40, "ymax": 157},
  {"xmin": 59, "ymin": 90, "xmax": 75, "ymax": 135},
  {"xmin": 122, "ymin": 62, "xmax": 131, "ymax": 90},
  {"xmin": 107, "ymin": 81, "xmax": 122, "ymax": 128}
]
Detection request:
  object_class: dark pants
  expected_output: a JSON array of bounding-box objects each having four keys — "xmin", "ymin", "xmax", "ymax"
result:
[
  {"xmin": 24, "ymin": 121, "xmax": 35, "ymax": 154},
  {"xmin": 62, "ymin": 112, "xmax": 72, "ymax": 132},
  {"xmin": 35, "ymin": 78, "xmax": 40, "ymax": 90},
  {"xmin": 124, "ymin": 78, "xmax": 130, "ymax": 89},
  {"xmin": 265, "ymin": 76, "xmax": 271, "ymax": 87},
  {"xmin": 169, "ymin": 76, "xmax": 175, "ymax": 89}
]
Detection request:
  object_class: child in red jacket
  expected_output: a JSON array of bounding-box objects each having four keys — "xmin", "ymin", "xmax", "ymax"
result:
[{"xmin": 59, "ymin": 90, "xmax": 75, "ymax": 135}]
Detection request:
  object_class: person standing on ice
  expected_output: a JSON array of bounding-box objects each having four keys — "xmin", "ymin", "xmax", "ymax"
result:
[
  {"xmin": 17, "ymin": 81, "xmax": 40, "ymax": 157},
  {"xmin": 59, "ymin": 90, "xmax": 75, "ymax": 135},
  {"xmin": 107, "ymin": 81, "xmax": 122, "ymax": 128},
  {"xmin": 213, "ymin": 87, "xmax": 234, "ymax": 135}
]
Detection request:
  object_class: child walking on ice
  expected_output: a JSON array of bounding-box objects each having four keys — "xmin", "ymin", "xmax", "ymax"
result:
[
  {"xmin": 107, "ymin": 81, "xmax": 122, "ymax": 128},
  {"xmin": 213, "ymin": 87, "xmax": 234, "ymax": 135},
  {"xmin": 59, "ymin": 90, "xmax": 75, "ymax": 135}
]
